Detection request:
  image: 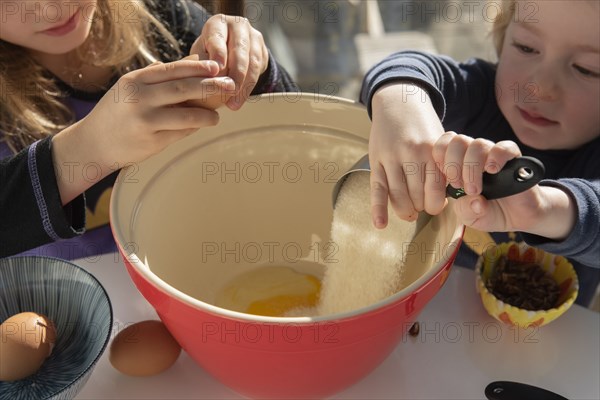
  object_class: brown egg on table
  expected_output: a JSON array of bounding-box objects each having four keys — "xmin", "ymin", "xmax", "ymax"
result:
[
  {"xmin": 0, "ymin": 312, "xmax": 57, "ymax": 381},
  {"xmin": 109, "ymin": 320, "xmax": 181, "ymax": 377}
]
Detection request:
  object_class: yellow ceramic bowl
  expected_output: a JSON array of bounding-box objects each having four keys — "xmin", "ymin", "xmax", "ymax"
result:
[{"xmin": 475, "ymin": 242, "xmax": 578, "ymax": 328}]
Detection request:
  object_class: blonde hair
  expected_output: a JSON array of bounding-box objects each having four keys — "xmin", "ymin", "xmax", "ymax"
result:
[
  {"xmin": 491, "ymin": 0, "xmax": 600, "ymax": 56},
  {"xmin": 0, "ymin": 0, "xmax": 183, "ymax": 153},
  {"xmin": 491, "ymin": 0, "xmax": 516, "ymax": 56}
]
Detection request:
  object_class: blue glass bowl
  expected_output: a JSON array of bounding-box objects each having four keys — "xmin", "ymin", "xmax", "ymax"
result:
[{"xmin": 0, "ymin": 256, "xmax": 113, "ymax": 399}]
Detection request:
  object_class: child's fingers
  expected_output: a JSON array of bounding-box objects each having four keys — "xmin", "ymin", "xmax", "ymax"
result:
[
  {"xmin": 227, "ymin": 29, "xmax": 266, "ymax": 110},
  {"xmin": 444, "ymin": 134, "xmax": 470, "ymax": 190},
  {"xmin": 224, "ymin": 18, "xmax": 252, "ymax": 91},
  {"xmin": 485, "ymin": 140, "xmax": 522, "ymax": 173},
  {"xmin": 189, "ymin": 37, "xmax": 208, "ymax": 60},
  {"xmin": 463, "ymin": 138, "xmax": 494, "ymax": 195},
  {"xmin": 453, "ymin": 194, "xmax": 511, "ymax": 233},
  {"xmin": 145, "ymin": 106, "xmax": 220, "ymax": 132},
  {"xmin": 423, "ymin": 159, "xmax": 448, "ymax": 215},
  {"xmin": 245, "ymin": 29, "xmax": 268, "ymax": 88},
  {"xmin": 453, "ymin": 195, "xmax": 493, "ymax": 230},
  {"xmin": 387, "ymin": 163, "xmax": 417, "ymax": 221},
  {"xmin": 432, "ymin": 131, "xmax": 456, "ymax": 165},
  {"xmin": 135, "ymin": 59, "xmax": 220, "ymax": 84},
  {"xmin": 144, "ymin": 76, "xmax": 235, "ymax": 106},
  {"xmin": 261, "ymin": 39, "xmax": 269, "ymax": 72},
  {"xmin": 370, "ymin": 163, "xmax": 390, "ymax": 229},
  {"xmin": 153, "ymin": 128, "xmax": 205, "ymax": 149},
  {"xmin": 181, "ymin": 54, "xmax": 200, "ymax": 62},
  {"xmin": 201, "ymin": 15, "xmax": 229, "ymax": 69}
]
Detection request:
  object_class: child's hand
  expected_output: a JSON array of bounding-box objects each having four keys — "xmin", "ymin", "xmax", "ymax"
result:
[
  {"xmin": 53, "ymin": 58, "xmax": 235, "ymax": 203},
  {"xmin": 369, "ymin": 83, "xmax": 447, "ymax": 228},
  {"xmin": 432, "ymin": 132, "xmax": 574, "ymax": 237},
  {"xmin": 90, "ymin": 58, "xmax": 235, "ymax": 165},
  {"xmin": 432, "ymin": 132, "xmax": 523, "ymax": 200},
  {"xmin": 190, "ymin": 14, "xmax": 269, "ymax": 110},
  {"xmin": 178, "ymin": 54, "xmax": 235, "ymax": 110}
]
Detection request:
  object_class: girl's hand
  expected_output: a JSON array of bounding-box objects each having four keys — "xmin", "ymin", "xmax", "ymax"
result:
[
  {"xmin": 369, "ymin": 82, "xmax": 447, "ymax": 228},
  {"xmin": 190, "ymin": 14, "xmax": 269, "ymax": 110},
  {"xmin": 432, "ymin": 132, "xmax": 576, "ymax": 239},
  {"xmin": 52, "ymin": 58, "xmax": 235, "ymax": 203}
]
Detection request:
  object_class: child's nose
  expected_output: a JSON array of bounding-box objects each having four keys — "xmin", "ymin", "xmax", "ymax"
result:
[{"xmin": 529, "ymin": 66, "xmax": 560, "ymax": 102}]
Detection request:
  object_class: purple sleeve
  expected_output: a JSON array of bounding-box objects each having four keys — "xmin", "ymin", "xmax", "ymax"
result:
[{"xmin": 522, "ymin": 179, "xmax": 600, "ymax": 268}]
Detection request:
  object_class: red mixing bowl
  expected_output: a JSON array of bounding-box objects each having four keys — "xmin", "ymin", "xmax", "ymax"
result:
[{"xmin": 110, "ymin": 93, "xmax": 464, "ymax": 398}]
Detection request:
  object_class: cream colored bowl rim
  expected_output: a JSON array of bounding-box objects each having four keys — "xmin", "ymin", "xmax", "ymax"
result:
[{"xmin": 110, "ymin": 93, "xmax": 465, "ymax": 324}]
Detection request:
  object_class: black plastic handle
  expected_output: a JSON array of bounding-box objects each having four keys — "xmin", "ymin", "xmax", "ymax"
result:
[
  {"xmin": 485, "ymin": 381, "xmax": 568, "ymax": 400},
  {"xmin": 446, "ymin": 156, "xmax": 545, "ymax": 200}
]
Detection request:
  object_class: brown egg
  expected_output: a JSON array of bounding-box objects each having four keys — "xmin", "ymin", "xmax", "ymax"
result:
[
  {"xmin": 179, "ymin": 54, "xmax": 233, "ymax": 110},
  {"xmin": 184, "ymin": 86, "xmax": 233, "ymax": 110},
  {"xmin": 109, "ymin": 320, "xmax": 181, "ymax": 377},
  {"xmin": 0, "ymin": 312, "xmax": 57, "ymax": 381}
]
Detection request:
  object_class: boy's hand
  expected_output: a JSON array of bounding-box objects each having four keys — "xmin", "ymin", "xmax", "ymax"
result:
[
  {"xmin": 452, "ymin": 184, "xmax": 577, "ymax": 240},
  {"xmin": 432, "ymin": 132, "xmax": 524, "ymax": 232},
  {"xmin": 432, "ymin": 132, "xmax": 522, "ymax": 198},
  {"xmin": 190, "ymin": 14, "xmax": 269, "ymax": 110},
  {"xmin": 432, "ymin": 132, "xmax": 575, "ymax": 239},
  {"xmin": 369, "ymin": 83, "xmax": 447, "ymax": 228}
]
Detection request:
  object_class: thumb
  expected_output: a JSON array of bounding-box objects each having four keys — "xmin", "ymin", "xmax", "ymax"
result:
[
  {"xmin": 453, "ymin": 195, "xmax": 498, "ymax": 231},
  {"xmin": 179, "ymin": 54, "xmax": 220, "ymax": 76},
  {"xmin": 189, "ymin": 38, "xmax": 209, "ymax": 60}
]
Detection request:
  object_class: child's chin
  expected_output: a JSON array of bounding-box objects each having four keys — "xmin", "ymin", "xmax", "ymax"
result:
[{"xmin": 513, "ymin": 127, "xmax": 556, "ymax": 151}]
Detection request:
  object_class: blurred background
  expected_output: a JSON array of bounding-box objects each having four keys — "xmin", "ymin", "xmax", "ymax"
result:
[{"xmin": 201, "ymin": 0, "xmax": 497, "ymax": 99}]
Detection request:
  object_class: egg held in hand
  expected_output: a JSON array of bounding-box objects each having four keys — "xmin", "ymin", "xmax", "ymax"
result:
[
  {"xmin": 183, "ymin": 77, "xmax": 235, "ymax": 110},
  {"xmin": 109, "ymin": 320, "xmax": 182, "ymax": 377},
  {"xmin": 179, "ymin": 54, "xmax": 234, "ymax": 110},
  {"xmin": 0, "ymin": 312, "xmax": 57, "ymax": 381},
  {"xmin": 177, "ymin": 53, "xmax": 235, "ymax": 111}
]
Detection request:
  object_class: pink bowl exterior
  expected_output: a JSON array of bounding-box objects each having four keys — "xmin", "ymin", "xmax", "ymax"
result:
[{"xmin": 119, "ymin": 241, "xmax": 460, "ymax": 399}]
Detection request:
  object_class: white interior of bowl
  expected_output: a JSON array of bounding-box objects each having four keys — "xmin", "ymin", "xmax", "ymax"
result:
[{"xmin": 110, "ymin": 93, "xmax": 463, "ymax": 323}]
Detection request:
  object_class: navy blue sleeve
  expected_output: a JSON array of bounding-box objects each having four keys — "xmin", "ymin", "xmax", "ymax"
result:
[
  {"xmin": 359, "ymin": 50, "xmax": 498, "ymax": 133},
  {"xmin": 522, "ymin": 179, "xmax": 600, "ymax": 268},
  {"xmin": 0, "ymin": 137, "xmax": 86, "ymax": 257}
]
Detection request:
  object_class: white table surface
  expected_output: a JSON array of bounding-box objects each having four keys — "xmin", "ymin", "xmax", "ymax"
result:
[{"xmin": 74, "ymin": 252, "xmax": 600, "ymax": 400}]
